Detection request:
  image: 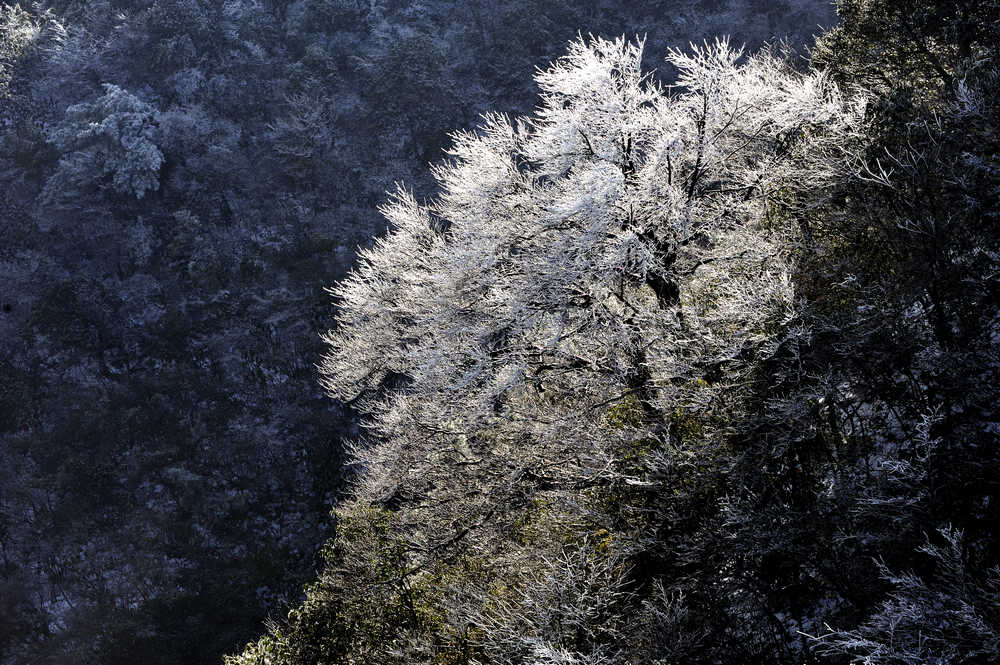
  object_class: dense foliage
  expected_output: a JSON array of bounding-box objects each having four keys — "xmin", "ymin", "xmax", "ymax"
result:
[
  {"xmin": 0, "ymin": 2, "xmax": 835, "ymax": 664},
  {"xmin": 228, "ymin": 2, "xmax": 1000, "ymax": 664}
]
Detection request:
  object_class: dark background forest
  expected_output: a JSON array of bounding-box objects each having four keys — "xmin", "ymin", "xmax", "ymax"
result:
[{"xmin": 0, "ymin": 2, "xmax": 836, "ymax": 663}]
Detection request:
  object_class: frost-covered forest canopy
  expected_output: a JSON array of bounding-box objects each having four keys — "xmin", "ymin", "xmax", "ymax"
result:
[{"xmin": 2, "ymin": 1, "xmax": 998, "ymax": 664}]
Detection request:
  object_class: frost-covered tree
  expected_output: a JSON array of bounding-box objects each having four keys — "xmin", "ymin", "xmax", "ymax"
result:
[
  {"xmin": 43, "ymin": 82, "xmax": 163, "ymax": 201},
  {"xmin": 232, "ymin": 35, "xmax": 864, "ymax": 665}
]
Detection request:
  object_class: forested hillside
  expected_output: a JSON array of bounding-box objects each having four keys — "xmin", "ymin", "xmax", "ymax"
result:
[
  {"xmin": 0, "ymin": 2, "xmax": 837, "ymax": 664},
  {"xmin": 227, "ymin": 1, "xmax": 1000, "ymax": 664}
]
